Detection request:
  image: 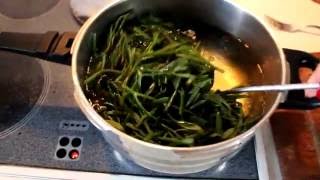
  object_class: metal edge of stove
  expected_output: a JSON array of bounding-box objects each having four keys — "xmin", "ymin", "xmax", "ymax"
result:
[
  {"xmin": 0, "ymin": 165, "xmax": 170, "ymax": 180},
  {"xmin": 255, "ymin": 120, "xmax": 282, "ymax": 180}
]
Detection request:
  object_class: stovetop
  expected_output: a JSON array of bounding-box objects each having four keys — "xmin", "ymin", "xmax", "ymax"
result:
[{"xmin": 0, "ymin": 0, "xmax": 258, "ymax": 179}]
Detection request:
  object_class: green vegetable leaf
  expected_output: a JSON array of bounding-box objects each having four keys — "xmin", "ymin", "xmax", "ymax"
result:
[
  {"xmin": 107, "ymin": 120, "xmax": 124, "ymax": 132},
  {"xmin": 84, "ymin": 13, "xmax": 250, "ymax": 147},
  {"xmin": 222, "ymin": 128, "xmax": 235, "ymax": 139},
  {"xmin": 176, "ymin": 121, "xmax": 204, "ymax": 134},
  {"xmin": 215, "ymin": 112, "xmax": 223, "ymax": 135}
]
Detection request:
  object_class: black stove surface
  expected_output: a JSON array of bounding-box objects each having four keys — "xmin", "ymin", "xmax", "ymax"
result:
[
  {"xmin": 0, "ymin": 0, "xmax": 258, "ymax": 179},
  {"xmin": 0, "ymin": 52, "xmax": 47, "ymax": 137}
]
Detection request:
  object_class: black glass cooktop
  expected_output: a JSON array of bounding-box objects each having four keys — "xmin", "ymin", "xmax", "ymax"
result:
[{"xmin": 0, "ymin": 52, "xmax": 47, "ymax": 137}]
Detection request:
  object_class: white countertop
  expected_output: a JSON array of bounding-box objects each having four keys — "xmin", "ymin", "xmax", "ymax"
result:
[{"xmin": 235, "ymin": 0, "xmax": 320, "ymax": 52}]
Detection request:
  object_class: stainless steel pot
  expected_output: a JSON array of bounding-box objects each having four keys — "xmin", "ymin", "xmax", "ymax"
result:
[{"xmin": 1, "ymin": 0, "xmax": 319, "ymax": 174}]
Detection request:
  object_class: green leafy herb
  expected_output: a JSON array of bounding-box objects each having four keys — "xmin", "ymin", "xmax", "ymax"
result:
[{"xmin": 84, "ymin": 13, "xmax": 256, "ymax": 147}]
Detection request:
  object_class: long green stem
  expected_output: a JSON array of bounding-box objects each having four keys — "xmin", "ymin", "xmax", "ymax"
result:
[{"xmin": 83, "ymin": 13, "xmax": 252, "ymax": 147}]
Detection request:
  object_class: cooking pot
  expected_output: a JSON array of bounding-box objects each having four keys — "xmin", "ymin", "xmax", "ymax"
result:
[{"xmin": 1, "ymin": 0, "xmax": 319, "ymax": 174}]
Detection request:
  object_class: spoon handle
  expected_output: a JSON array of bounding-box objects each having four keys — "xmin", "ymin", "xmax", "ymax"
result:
[{"xmin": 232, "ymin": 83, "xmax": 320, "ymax": 92}]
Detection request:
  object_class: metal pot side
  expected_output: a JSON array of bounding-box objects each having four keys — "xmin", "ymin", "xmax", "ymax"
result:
[{"xmin": 71, "ymin": 0, "xmax": 285, "ymax": 174}]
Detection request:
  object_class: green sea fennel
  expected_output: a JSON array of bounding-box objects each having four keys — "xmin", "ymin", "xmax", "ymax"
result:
[{"xmin": 84, "ymin": 13, "xmax": 252, "ymax": 147}]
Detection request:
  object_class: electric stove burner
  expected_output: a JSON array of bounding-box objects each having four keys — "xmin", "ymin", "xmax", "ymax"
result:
[
  {"xmin": 0, "ymin": 0, "xmax": 60, "ymax": 19},
  {"xmin": 0, "ymin": 52, "xmax": 49, "ymax": 138}
]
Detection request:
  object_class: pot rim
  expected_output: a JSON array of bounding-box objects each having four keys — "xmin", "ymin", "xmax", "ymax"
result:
[{"xmin": 71, "ymin": 0, "xmax": 286, "ymax": 151}]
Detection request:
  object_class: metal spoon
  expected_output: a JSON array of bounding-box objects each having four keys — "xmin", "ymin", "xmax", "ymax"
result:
[
  {"xmin": 230, "ymin": 83, "xmax": 320, "ymax": 93},
  {"xmin": 265, "ymin": 15, "xmax": 320, "ymax": 36}
]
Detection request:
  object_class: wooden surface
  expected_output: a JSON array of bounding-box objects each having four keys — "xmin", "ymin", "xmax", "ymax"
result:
[
  {"xmin": 270, "ymin": 52, "xmax": 320, "ymax": 180},
  {"xmin": 310, "ymin": 52, "xmax": 320, "ymax": 141},
  {"xmin": 312, "ymin": 0, "xmax": 320, "ymax": 4},
  {"xmin": 313, "ymin": 52, "xmax": 320, "ymax": 59},
  {"xmin": 270, "ymin": 110, "xmax": 320, "ymax": 180},
  {"xmin": 309, "ymin": 63, "xmax": 320, "ymax": 180}
]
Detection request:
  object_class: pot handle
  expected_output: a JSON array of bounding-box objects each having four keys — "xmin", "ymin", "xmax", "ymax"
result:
[
  {"xmin": 279, "ymin": 48, "xmax": 320, "ymax": 109},
  {"xmin": 0, "ymin": 31, "xmax": 76, "ymax": 65}
]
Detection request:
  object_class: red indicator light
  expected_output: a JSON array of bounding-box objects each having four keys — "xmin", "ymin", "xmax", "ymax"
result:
[{"xmin": 69, "ymin": 150, "xmax": 79, "ymax": 160}]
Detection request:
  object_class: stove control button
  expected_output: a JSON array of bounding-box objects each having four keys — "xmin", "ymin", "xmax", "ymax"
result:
[
  {"xmin": 59, "ymin": 137, "xmax": 69, "ymax": 146},
  {"xmin": 71, "ymin": 137, "xmax": 81, "ymax": 147},
  {"xmin": 56, "ymin": 148, "xmax": 67, "ymax": 159}
]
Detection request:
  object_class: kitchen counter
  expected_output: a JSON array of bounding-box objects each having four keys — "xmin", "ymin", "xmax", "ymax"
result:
[
  {"xmin": 0, "ymin": 0, "xmax": 320, "ymax": 180},
  {"xmin": 269, "ymin": 54, "xmax": 320, "ymax": 180},
  {"xmin": 233, "ymin": 1, "xmax": 320, "ymax": 179},
  {"xmin": 234, "ymin": 0, "xmax": 320, "ymax": 52},
  {"xmin": 0, "ymin": 1, "xmax": 258, "ymax": 180}
]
